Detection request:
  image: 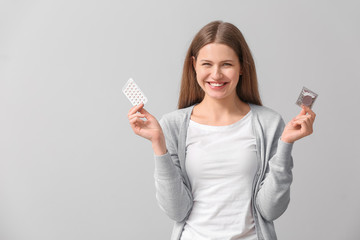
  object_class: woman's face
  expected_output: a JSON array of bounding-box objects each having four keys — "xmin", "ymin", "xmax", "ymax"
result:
[{"xmin": 193, "ymin": 43, "xmax": 242, "ymax": 101}]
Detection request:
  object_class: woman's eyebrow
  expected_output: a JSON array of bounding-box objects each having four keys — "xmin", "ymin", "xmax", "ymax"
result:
[{"xmin": 200, "ymin": 59, "xmax": 235, "ymax": 62}]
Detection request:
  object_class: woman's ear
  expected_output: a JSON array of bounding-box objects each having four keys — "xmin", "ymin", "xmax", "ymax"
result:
[{"xmin": 192, "ymin": 56, "xmax": 196, "ymax": 70}]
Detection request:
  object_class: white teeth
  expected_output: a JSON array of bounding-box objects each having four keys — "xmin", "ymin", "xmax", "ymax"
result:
[{"xmin": 209, "ymin": 82, "xmax": 225, "ymax": 86}]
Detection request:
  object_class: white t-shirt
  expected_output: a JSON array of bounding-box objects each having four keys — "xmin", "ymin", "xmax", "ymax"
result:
[{"xmin": 180, "ymin": 110, "xmax": 259, "ymax": 240}]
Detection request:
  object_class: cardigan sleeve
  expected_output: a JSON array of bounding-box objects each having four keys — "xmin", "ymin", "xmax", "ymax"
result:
[
  {"xmin": 255, "ymin": 117, "xmax": 294, "ymax": 222},
  {"xmin": 153, "ymin": 116, "xmax": 193, "ymax": 222}
]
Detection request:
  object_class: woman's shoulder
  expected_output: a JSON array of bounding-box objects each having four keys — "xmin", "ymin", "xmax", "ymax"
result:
[
  {"xmin": 159, "ymin": 105, "xmax": 193, "ymax": 131},
  {"xmin": 249, "ymin": 103, "xmax": 283, "ymax": 123},
  {"xmin": 160, "ymin": 105, "xmax": 193, "ymax": 122}
]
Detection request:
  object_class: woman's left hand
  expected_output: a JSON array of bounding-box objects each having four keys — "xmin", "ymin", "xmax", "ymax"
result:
[{"xmin": 281, "ymin": 105, "xmax": 316, "ymax": 143}]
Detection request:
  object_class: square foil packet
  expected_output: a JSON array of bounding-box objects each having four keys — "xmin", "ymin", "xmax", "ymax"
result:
[{"xmin": 296, "ymin": 86, "xmax": 318, "ymax": 109}]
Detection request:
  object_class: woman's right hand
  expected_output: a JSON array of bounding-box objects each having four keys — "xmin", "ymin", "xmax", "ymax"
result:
[{"xmin": 127, "ymin": 103, "xmax": 164, "ymax": 143}]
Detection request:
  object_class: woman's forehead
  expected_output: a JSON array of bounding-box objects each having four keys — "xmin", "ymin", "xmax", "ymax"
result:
[{"xmin": 197, "ymin": 43, "xmax": 238, "ymax": 61}]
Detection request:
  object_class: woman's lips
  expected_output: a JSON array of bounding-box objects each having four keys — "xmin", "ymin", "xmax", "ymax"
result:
[{"xmin": 207, "ymin": 82, "xmax": 228, "ymax": 90}]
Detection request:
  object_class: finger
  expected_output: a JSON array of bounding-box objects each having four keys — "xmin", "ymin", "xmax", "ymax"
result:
[
  {"xmin": 302, "ymin": 105, "xmax": 316, "ymax": 119},
  {"xmin": 302, "ymin": 106, "xmax": 316, "ymax": 125},
  {"xmin": 127, "ymin": 105, "xmax": 138, "ymax": 117},
  {"xmin": 297, "ymin": 105, "xmax": 307, "ymax": 117},
  {"xmin": 292, "ymin": 117, "xmax": 307, "ymax": 127},
  {"xmin": 304, "ymin": 119, "xmax": 313, "ymax": 134},
  {"xmin": 292, "ymin": 115, "xmax": 311, "ymax": 122},
  {"xmin": 128, "ymin": 112, "xmax": 146, "ymax": 120},
  {"xmin": 128, "ymin": 103, "xmax": 144, "ymax": 117},
  {"xmin": 129, "ymin": 116, "xmax": 137, "ymax": 124},
  {"xmin": 291, "ymin": 120, "xmax": 300, "ymax": 127},
  {"xmin": 129, "ymin": 116, "xmax": 144, "ymax": 127},
  {"xmin": 294, "ymin": 115, "xmax": 310, "ymax": 121},
  {"xmin": 301, "ymin": 118, "xmax": 313, "ymax": 136},
  {"xmin": 129, "ymin": 103, "xmax": 140, "ymax": 112},
  {"xmin": 291, "ymin": 117, "xmax": 301, "ymax": 126},
  {"xmin": 294, "ymin": 115, "xmax": 313, "ymax": 126},
  {"xmin": 292, "ymin": 118, "xmax": 313, "ymax": 135},
  {"xmin": 138, "ymin": 107, "xmax": 153, "ymax": 119}
]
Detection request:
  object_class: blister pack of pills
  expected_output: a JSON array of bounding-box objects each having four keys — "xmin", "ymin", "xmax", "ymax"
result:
[
  {"xmin": 122, "ymin": 78, "xmax": 148, "ymax": 106},
  {"xmin": 295, "ymin": 86, "xmax": 318, "ymax": 109}
]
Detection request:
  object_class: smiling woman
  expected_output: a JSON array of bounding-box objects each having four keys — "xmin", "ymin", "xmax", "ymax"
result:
[
  {"xmin": 178, "ymin": 20, "xmax": 262, "ymax": 111},
  {"xmin": 191, "ymin": 43, "xmax": 242, "ymax": 108},
  {"xmin": 127, "ymin": 20, "xmax": 316, "ymax": 240}
]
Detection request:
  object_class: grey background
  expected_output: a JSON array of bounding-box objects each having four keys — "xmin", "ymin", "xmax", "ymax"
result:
[{"xmin": 1, "ymin": 0, "xmax": 359, "ymax": 239}]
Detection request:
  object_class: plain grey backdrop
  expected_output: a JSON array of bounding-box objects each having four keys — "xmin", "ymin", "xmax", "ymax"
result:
[{"xmin": 1, "ymin": 0, "xmax": 359, "ymax": 239}]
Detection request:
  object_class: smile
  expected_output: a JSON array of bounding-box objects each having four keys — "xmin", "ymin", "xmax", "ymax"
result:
[{"xmin": 207, "ymin": 82, "xmax": 228, "ymax": 89}]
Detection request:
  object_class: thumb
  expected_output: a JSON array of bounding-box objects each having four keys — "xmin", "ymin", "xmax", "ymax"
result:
[
  {"xmin": 139, "ymin": 107, "xmax": 153, "ymax": 119},
  {"xmin": 297, "ymin": 105, "xmax": 307, "ymax": 116}
]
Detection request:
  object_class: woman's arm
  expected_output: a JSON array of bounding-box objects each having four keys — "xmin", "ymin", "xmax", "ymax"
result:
[
  {"xmin": 128, "ymin": 104, "xmax": 193, "ymax": 222},
  {"xmin": 153, "ymin": 117, "xmax": 193, "ymax": 222},
  {"xmin": 255, "ymin": 105, "xmax": 316, "ymax": 221},
  {"xmin": 255, "ymin": 127, "xmax": 294, "ymax": 222}
]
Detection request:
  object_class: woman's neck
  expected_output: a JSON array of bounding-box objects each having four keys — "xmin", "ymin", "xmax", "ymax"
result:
[{"xmin": 192, "ymin": 96, "xmax": 250, "ymax": 124}]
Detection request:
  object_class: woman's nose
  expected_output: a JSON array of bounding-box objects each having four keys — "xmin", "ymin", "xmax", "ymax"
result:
[{"xmin": 211, "ymin": 67, "xmax": 223, "ymax": 80}]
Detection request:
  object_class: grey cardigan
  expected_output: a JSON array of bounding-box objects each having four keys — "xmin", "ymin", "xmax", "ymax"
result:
[{"xmin": 153, "ymin": 103, "xmax": 294, "ymax": 240}]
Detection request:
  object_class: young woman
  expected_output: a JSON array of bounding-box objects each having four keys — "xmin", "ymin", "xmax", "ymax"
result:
[{"xmin": 128, "ymin": 20, "xmax": 316, "ymax": 240}]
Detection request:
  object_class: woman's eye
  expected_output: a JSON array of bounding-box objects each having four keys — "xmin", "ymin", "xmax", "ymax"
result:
[{"xmin": 201, "ymin": 63, "xmax": 231, "ymax": 66}]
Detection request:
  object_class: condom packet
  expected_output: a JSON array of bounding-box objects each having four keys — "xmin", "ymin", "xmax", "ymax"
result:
[{"xmin": 295, "ymin": 86, "xmax": 318, "ymax": 109}]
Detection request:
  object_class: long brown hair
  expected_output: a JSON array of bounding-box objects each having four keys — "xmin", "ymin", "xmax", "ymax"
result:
[{"xmin": 177, "ymin": 20, "xmax": 262, "ymax": 109}]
